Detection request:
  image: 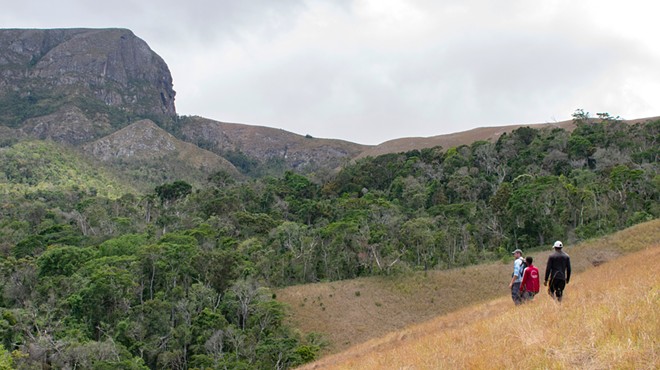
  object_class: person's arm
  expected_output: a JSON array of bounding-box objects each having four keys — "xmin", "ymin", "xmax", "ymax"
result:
[
  {"xmin": 509, "ymin": 259, "xmax": 519, "ymax": 288},
  {"xmin": 566, "ymin": 256, "xmax": 571, "ymax": 284},
  {"xmin": 544, "ymin": 257, "xmax": 551, "ymax": 285},
  {"xmin": 509, "ymin": 274, "xmax": 516, "ymax": 288}
]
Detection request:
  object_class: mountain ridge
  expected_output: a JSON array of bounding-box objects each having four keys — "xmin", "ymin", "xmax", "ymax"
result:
[{"xmin": 2, "ymin": 27, "xmax": 658, "ymax": 188}]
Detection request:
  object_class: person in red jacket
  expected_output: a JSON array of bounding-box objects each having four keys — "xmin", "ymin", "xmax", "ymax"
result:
[{"xmin": 519, "ymin": 256, "xmax": 540, "ymax": 301}]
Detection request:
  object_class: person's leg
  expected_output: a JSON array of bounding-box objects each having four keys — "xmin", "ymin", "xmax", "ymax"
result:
[
  {"xmin": 522, "ymin": 291, "xmax": 532, "ymax": 302},
  {"xmin": 512, "ymin": 282, "xmax": 522, "ymax": 305},
  {"xmin": 548, "ymin": 280, "xmax": 556, "ymax": 299},
  {"xmin": 554, "ymin": 279, "xmax": 566, "ymax": 302}
]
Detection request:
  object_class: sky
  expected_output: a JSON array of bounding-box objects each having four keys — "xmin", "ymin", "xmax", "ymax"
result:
[{"xmin": 2, "ymin": 0, "xmax": 659, "ymax": 145}]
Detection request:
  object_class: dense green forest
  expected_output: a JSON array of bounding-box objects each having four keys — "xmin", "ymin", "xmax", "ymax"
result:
[{"xmin": 0, "ymin": 111, "xmax": 658, "ymax": 369}]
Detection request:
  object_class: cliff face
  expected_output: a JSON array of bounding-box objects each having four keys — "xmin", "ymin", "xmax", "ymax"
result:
[{"xmin": 0, "ymin": 28, "xmax": 176, "ymax": 129}]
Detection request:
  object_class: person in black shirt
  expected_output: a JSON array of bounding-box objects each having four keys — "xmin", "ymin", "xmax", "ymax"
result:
[{"xmin": 544, "ymin": 240, "xmax": 571, "ymax": 302}]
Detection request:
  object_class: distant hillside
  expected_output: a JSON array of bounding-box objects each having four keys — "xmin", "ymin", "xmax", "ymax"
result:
[
  {"xmin": 356, "ymin": 121, "xmax": 572, "ymax": 159},
  {"xmin": 83, "ymin": 119, "xmax": 240, "ymax": 191},
  {"xmin": 178, "ymin": 116, "xmax": 369, "ymax": 174},
  {"xmin": 277, "ymin": 219, "xmax": 660, "ymax": 356},
  {"xmin": 358, "ymin": 115, "xmax": 660, "ymax": 159},
  {"xmin": 18, "ymin": 105, "xmax": 114, "ymax": 145}
]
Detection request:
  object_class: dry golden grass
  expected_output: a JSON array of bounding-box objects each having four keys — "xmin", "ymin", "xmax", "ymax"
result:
[
  {"xmin": 294, "ymin": 220, "xmax": 660, "ymax": 369},
  {"xmin": 277, "ymin": 261, "xmax": 524, "ymax": 352},
  {"xmin": 356, "ymin": 122, "xmax": 573, "ymax": 159},
  {"xmin": 278, "ymin": 220, "xmax": 660, "ymax": 356},
  {"xmin": 302, "ymin": 246, "xmax": 659, "ymax": 369}
]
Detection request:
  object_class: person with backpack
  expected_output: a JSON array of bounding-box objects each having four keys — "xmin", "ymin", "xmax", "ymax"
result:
[
  {"xmin": 508, "ymin": 249, "xmax": 525, "ymax": 305},
  {"xmin": 519, "ymin": 256, "xmax": 539, "ymax": 301},
  {"xmin": 544, "ymin": 240, "xmax": 571, "ymax": 302}
]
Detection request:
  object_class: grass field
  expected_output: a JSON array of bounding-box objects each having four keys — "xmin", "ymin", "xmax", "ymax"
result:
[
  {"xmin": 299, "ymin": 245, "xmax": 659, "ymax": 369},
  {"xmin": 275, "ymin": 220, "xmax": 660, "ymax": 368}
]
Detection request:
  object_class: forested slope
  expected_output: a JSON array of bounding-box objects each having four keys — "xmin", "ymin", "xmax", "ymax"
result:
[{"xmin": 0, "ymin": 114, "xmax": 658, "ymax": 369}]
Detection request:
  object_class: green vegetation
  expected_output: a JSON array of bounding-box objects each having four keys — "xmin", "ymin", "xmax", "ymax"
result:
[
  {"xmin": 0, "ymin": 140, "xmax": 133, "ymax": 198},
  {"xmin": 0, "ymin": 82, "xmax": 175, "ymax": 131},
  {"xmin": 0, "ymin": 90, "xmax": 60, "ymax": 128},
  {"xmin": 0, "ymin": 111, "xmax": 658, "ymax": 369}
]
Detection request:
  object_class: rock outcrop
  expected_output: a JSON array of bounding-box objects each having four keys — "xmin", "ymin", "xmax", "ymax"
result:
[
  {"xmin": 19, "ymin": 105, "xmax": 113, "ymax": 145},
  {"xmin": 83, "ymin": 119, "xmax": 240, "ymax": 190},
  {"xmin": 0, "ymin": 28, "xmax": 176, "ymax": 128},
  {"xmin": 83, "ymin": 119, "xmax": 236, "ymax": 169}
]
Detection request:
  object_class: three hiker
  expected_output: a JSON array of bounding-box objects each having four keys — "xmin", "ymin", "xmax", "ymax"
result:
[
  {"xmin": 544, "ymin": 240, "xmax": 571, "ymax": 302},
  {"xmin": 509, "ymin": 240, "xmax": 571, "ymax": 305},
  {"xmin": 508, "ymin": 249, "xmax": 525, "ymax": 305}
]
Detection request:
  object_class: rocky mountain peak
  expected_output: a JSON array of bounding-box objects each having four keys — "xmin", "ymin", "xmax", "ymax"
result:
[{"xmin": 0, "ymin": 28, "xmax": 176, "ymax": 127}]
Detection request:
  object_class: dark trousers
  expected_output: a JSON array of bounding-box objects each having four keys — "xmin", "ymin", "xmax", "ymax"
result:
[
  {"xmin": 521, "ymin": 290, "xmax": 537, "ymax": 301},
  {"xmin": 548, "ymin": 278, "xmax": 566, "ymax": 301},
  {"xmin": 511, "ymin": 282, "xmax": 522, "ymax": 305}
]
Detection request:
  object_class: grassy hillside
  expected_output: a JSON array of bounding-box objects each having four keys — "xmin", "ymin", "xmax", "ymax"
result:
[
  {"xmin": 356, "ymin": 115, "xmax": 659, "ymax": 159},
  {"xmin": 296, "ymin": 220, "xmax": 660, "ymax": 369},
  {"xmin": 277, "ymin": 219, "xmax": 660, "ymax": 356}
]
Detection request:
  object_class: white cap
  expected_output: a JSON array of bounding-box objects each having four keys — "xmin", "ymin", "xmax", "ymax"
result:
[{"xmin": 553, "ymin": 240, "xmax": 563, "ymax": 249}]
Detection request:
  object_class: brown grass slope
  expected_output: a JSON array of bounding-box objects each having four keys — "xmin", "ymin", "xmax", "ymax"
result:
[
  {"xmin": 180, "ymin": 116, "xmax": 370, "ymax": 171},
  {"xmin": 357, "ymin": 116, "xmax": 660, "ymax": 159},
  {"xmin": 301, "ymin": 243, "xmax": 659, "ymax": 369},
  {"xmin": 276, "ymin": 219, "xmax": 660, "ymax": 361}
]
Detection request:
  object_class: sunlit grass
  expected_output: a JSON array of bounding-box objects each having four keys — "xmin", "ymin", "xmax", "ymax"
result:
[
  {"xmin": 301, "ymin": 246, "xmax": 659, "ymax": 369},
  {"xmin": 293, "ymin": 220, "xmax": 660, "ymax": 369}
]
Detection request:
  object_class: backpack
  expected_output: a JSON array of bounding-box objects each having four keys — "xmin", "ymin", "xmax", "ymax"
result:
[{"xmin": 518, "ymin": 258, "xmax": 527, "ymax": 278}]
